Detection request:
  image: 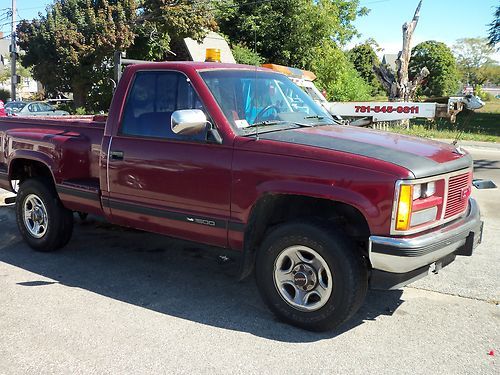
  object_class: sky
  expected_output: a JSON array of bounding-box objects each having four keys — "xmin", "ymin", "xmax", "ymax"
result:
[
  {"xmin": 351, "ymin": 0, "xmax": 499, "ymax": 61},
  {"xmin": 0, "ymin": 0, "xmax": 498, "ymax": 61}
]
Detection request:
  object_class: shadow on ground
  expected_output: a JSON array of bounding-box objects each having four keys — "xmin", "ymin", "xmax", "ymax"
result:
[{"xmin": 0, "ymin": 207, "xmax": 404, "ymax": 343}]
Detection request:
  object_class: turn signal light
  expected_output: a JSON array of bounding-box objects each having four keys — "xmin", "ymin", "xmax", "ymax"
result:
[{"xmin": 396, "ymin": 185, "xmax": 413, "ymax": 231}]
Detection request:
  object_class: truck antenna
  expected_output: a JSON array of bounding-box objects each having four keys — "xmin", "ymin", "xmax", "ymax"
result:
[
  {"xmin": 253, "ymin": 26, "xmax": 259, "ymax": 140},
  {"xmin": 452, "ymin": 109, "xmax": 473, "ymax": 146}
]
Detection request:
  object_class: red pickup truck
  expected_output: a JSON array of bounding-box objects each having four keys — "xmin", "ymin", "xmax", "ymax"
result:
[{"xmin": 0, "ymin": 62, "xmax": 483, "ymax": 331}]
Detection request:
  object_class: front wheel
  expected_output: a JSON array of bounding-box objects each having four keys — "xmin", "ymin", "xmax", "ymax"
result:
[
  {"xmin": 15, "ymin": 178, "xmax": 73, "ymax": 251},
  {"xmin": 256, "ymin": 221, "xmax": 367, "ymax": 331}
]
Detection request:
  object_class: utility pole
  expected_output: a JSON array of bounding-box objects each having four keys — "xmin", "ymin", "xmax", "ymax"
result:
[{"xmin": 10, "ymin": 0, "xmax": 16, "ymax": 101}]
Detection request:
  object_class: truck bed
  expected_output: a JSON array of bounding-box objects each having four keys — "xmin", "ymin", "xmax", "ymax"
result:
[{"xmin": 0, "ymin": 115, "xmax": 106, "ymax": 187}]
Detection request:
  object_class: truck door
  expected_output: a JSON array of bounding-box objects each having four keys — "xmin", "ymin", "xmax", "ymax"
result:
[{"xmin": 106, "ymin": 70, "xmax": 232, "ymax": 248}]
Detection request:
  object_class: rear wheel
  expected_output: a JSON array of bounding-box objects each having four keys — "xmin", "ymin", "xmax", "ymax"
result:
[
  {"xmin": 15, "ymin": 178, "xmax": 73, "ymax": 251},
  {"xmin": 256, "ymin": 221, "xmax": 367, "ymax": 331}
]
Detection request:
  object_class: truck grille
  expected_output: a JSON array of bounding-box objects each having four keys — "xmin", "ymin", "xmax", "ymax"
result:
[{"xmin": 444, "ymin": 172, "xmax": 472, "ymax": 219}]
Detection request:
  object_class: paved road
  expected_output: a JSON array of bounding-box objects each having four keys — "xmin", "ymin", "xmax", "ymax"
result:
[{"xmin": 0, "ymin": 146, "xmax": 498, "ymax": 374}]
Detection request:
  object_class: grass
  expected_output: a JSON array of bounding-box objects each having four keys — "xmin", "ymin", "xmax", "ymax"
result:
[{"xmin": 388, "ymin": 100, "xmax": 500, "ymax": 143}]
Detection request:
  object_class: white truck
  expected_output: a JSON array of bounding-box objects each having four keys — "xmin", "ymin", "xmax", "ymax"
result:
[{"xmin": 261, "ymin": 63, "xmax": 484, "ymax": 126}]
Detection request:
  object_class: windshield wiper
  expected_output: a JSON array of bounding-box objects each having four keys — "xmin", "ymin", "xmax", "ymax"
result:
[
  {"xmin": 303, "ymin": 115, "xmax": 325, "ymax": 120},
  {"xmin": 244, "ymin": 120, "xmax": 289, "ymax": 129},
  {"xmin": 241, "ymin": 119, "xmax": 333, "ymax": 137}
]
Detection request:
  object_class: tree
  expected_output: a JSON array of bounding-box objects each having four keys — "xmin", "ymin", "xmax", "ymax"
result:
[
  {"xmin": 480, "ymin": 63, "xmax": 500, "ymax": 85},
  {"xmin": 0, "ymin": 58, "xmax": 32, "ymax": 88},
  {"xmin": 231, "ymin": 44, "xmax": 263, "ymax": 66},
  {"xmin": 453, "ymin": 37, "xmax": 495, "ymax": 85},
  {"xmin": 348, "ymin": 43, "xmax": 384, "ymax": 96},
  {"xmin": 127, "ymin": 0, "xmax": 218, "ymax": 61},
  {"xmin": 216, "ymin": 0, "xmax": 367, "ymax": 69},
  {"xmin": 17, "ymin": 0, "xmax": 137, "ymax": 109},
  {"xmin": 311, "ymin": 41, "xmax": 371, "ymax": 101},
  {"xmin": 373, "ymin": 0, "xmax": 427, "ymax": 101},
  {"xmin": 409, "ymin": 41, "xmax": 460, "ymax": 96},
  {"xmin": 488, "ymin": 5, "xmax": 499, "ymax": 49}
]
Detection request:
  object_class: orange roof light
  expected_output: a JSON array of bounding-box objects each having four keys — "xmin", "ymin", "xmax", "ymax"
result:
[
  {"xmin": 205, "ymin": 48, "xmax": 221, "ymax": 63},
  {"xmin": 261, "ymin": 63, "xmax": 316, "ymax": 81}
]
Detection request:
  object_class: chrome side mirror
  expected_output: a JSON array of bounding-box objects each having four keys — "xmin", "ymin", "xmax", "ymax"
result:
[{"xmin": 171, "ymin": 109, "xmax": 208, "ymax": 135}]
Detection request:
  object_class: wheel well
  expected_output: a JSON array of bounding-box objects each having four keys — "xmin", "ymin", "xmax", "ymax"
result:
[
  {"xmin": 239, "ymin": 194, "xmax": 370, "ymax": 279},
  {"xmin": 9, "ymin": 159, "xmax": 54, "ymax": 185}
]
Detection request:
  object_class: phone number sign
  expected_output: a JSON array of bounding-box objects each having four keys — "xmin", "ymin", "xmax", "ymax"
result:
[{"xmin": 328, "ymin": 102, "xmax": 437, "ymax": 121}]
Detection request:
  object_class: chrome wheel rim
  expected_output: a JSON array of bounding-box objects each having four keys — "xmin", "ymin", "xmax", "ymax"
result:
[
  {"xmin": 273, "ymin": 245, "xmax": 333, "ymax": 312},
  {"xmin": 23, "ymin": 194, "xmax": 49, "ymax": 239}
]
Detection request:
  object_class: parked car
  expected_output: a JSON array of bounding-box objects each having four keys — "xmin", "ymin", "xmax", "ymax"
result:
[
  {"xmin": 0, "ymin": 62, "xmax": 483, "ymax": 332},
  {"xmin": 5, "ymin": 101, "xmax": 69, "ymax": 116}
]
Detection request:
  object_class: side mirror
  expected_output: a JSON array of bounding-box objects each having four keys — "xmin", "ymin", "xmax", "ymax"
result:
[{"xmin": 171, "ymin": 109, "xmax": 207, "ymax": 135}]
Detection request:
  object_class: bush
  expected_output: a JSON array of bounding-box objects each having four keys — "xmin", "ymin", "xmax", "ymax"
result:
[
  {"xmin": 409, "ymin": 41, "xmax": 460, "ymax": 97},
  {"xmin": 474, "ymin": 86, "xmax": 494, "ymax": 101},
  {"xmin": 232, "ymin": 44, "xmax": 263, "ymax": 66},
  {"xmin": 0, "ymin": 88, "xmax": 10, "ymax": 102},
  {"xmin": 311, "ymin": 42, "xmax": 371, "ymax": 101},
  {"xmin": 54, "ymin": 102, "xmax": 74, "ymax": 114},
  {"xmin": 27, "ymin": 92, "xmax": 45, "ymax": 101},
  {"xmin": 348, "ymin": 43, "xmax": 385, "ymax": 96},
  {"xmin": 75, "ymin": 107, "xmax": 87, "ymax": 115}
]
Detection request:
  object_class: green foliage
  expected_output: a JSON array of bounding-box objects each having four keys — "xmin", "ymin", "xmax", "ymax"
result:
[
  {"xmin": 75, "ymin": 107, "xmax": 87, "ymax": 115},
  {"xmin": 409, "ymin": 41, "xmax": 460, "ymax": 96},
  {"xmin": 477, "ymin": 63, "xmax": 500, "ymax": 85},
  {"xmin": 0, "ymin": 59, "xmax": 33, "ymax": 87},
  {"xmin": 17, "ymin": 0, "xmax": 137, "ymax": 109},
  {"xmin": 26, "ymin": 92, "xmax": 45, "ymax": 101},
  {"xmin": 488, "ymin": 6, "xmax": 500, "ymax": 48},
  {"xmin": 54, "ymin": 102, "xmax": 75, "ymax": 114},
  {"xmin": 312, "ymin": 41, "xmax": 371, "ymax": 101},
  {"xmin": 231, "ymin": 44, "xmax": 263, "ymax": 66},
  {"xmin": 216, "ymin": 0, "xmax": 365, "ymax": 69},
  {"xmin": 0, "ymin": 88, "xmax": 9, "ymax": 102},
  {"xmin": 18, "ymin": 1, "xmax": 220, "ymax": 110},
  {"xmin": 127, "ymin": 0, "xmax": 218, "ymax": 60},
  {"xmin": 453, "ymin": 38, "xmax": 495, "ymax": 85},
  {"xmin": 348, "ymin": 43, "xmax": 384, "ymax": 96},
  {"xmin": 474, "ymin": 86, "xmax": 494, "ymax": 102}
]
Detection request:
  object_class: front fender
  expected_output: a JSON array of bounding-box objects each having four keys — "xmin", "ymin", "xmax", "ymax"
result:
[{"xmin": 254, "ymin": 180, "xmax": 379, "ymax": 224}]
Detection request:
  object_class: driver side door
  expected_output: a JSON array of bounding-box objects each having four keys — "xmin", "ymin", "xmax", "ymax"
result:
[{"xmin": 107, "ymin": 70, "xmax": 232, "ymax": 247}]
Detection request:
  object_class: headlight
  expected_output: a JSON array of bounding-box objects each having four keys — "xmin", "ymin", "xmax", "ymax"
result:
[
  {"xmin": 412, "ymin": 184, "xmax": 421, "ymax": 200},
  {"xmin": 412, "ymin": 182, "xmax": 436, "ymax": 200},
  {"xmin": 424, "ymin": 181, "xmax": 435, "ymax": 197}
]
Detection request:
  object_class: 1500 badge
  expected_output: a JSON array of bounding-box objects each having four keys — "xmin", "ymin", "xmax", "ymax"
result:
[{"xmin": 186, "ymin": 217, "xmax": 216, "ymax": 227}]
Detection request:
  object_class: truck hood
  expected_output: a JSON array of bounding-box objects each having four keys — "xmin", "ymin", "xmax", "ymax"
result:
[{"xmin": 260, "ymin": 125, "xmax": 472, "ymax": 178}]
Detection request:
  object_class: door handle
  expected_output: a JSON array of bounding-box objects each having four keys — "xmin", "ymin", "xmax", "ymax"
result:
[{"xmin": 110, "ymin": 150, "xmax": 124, "ymax": 160}]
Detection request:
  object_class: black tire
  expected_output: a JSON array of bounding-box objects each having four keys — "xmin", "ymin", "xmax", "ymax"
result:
[
  {"xmin": 255, "ymin": 221, "xmax": 367, "ymax": 332},
  {"xmin": 15, "ymin": 178, "xmax": 73, "ymax": 252}
]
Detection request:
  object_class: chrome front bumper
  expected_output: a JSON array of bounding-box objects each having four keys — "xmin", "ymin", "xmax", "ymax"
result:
[{"xmin": 369, "ymin": 198, "xmax": 482, "ymax": 275}]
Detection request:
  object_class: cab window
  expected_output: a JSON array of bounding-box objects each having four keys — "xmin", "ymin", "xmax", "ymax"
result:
[{"xmin": 120, "ymin": 71, "xmax": 206, "ymax": 141}]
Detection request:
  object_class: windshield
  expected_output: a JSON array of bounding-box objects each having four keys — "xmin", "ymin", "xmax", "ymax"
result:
[
  {"xmin": 5, "ymin": 102, "xmax": 26, "ymax": 110},
  {"xmin": 199, "ymin": 70, "xmax": 334, "ymax": 134}
]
